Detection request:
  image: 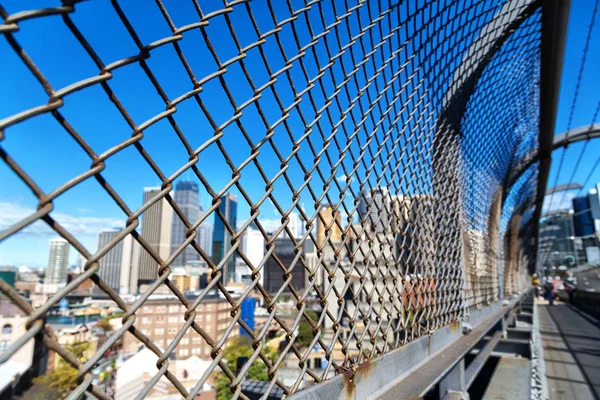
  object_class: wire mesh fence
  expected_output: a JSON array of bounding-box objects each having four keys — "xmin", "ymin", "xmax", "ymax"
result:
[{"xmin": 0, "ymin": 0, "xmax": 541, "ymax": 398}]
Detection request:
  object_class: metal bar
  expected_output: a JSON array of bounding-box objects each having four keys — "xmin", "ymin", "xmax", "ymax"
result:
[
  {"xmin": 532, "ymin": 0, "xmax": 572, "ymax": 271},
  {"xmin": 505, "ymin": 125, "xmax": 600, "ymax": 191},
  {"xmin": 465, "ymin": 330, "xmax": 503, "ymax": 388},
  {"xmin": 440, "ymin": 359, "xmax": 467, "ymax": 400},
  {"xmin": 287, "ymin": 293, "xmax": 525, "ymax": 400}
]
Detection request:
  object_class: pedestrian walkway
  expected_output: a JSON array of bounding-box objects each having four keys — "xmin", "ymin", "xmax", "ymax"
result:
[{"xmin": 538, "ymin": 301, "xmax": 600, "ymax": 400}]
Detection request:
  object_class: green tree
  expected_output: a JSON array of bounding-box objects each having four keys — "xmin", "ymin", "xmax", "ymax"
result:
[
  {"xmin": 23, "ymin": 342, "xmax": 92, "ymax": 400},
  {"xmin": 297, "ymin": 309, "xmax": 320, "ymax": 348},
  {"xmin": 98, "ymin": 317, "xmax": 113, "ymax": 333},
  {"xmin": 214, "ymin": 336, "xmax": 278, "ymax": 400}
]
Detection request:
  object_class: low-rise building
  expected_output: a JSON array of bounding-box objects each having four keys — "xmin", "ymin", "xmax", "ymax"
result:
[
  {"xmin": 0, "ymin": 297, "xmax": 42, "ymax": 398},
  {"xmin": 115, "ymin": 347, "xmax": 215, "ymax": 400},
  {"xmin": 122, "ymin": 294, "xmax": 238, "ymax": 360},
  {"xmin": 50, "ymin": 324, "xmax": 98, "ymax": 370}
]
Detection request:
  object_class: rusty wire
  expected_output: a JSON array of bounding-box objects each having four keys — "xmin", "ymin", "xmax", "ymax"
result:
[{"xmin": 0, "ymin": 0, "xmax": 543, "ymax": 398}]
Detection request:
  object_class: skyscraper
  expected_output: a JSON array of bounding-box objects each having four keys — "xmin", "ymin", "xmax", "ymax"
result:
[
  {"xmin": 264, "ymin": 238, "xmax": 316, "ymax": 294},
  {"xmin": 97, "ymin": 230, "xmax": 140, "ymax": 295},
  {"xmin": 317, "ymin": 205, "xmax": 342, "ymax": 247},
  {"xmin": 212, "ymin": 193, "xmax": 237, "ymax": 283},
  {"xmin": 277, "ymin": 212, "xmax": 303, "ymax": 239},
  {"xmin": 201, "ymin": 223, "xmax": 213, "ymax": 257},
  {"xmin": 358, "ymin": 187, "xmax": 391, "ymax": 233},
  {"xmin": 171, "ymin": 181, "xmax": 204, "ymax": 267},
  {"xmin": 392, "ymin": 195, "xmax": 436, "ymax": 274},
  {"xmin": 138, "ymin": 187, "xmax": 173, "ymax": 285},
  {"xmin": 572, "ymin": 186, "xmax": 600, "ymax": 237},
  {"xmin": 242, "ymin": 225, "xmax": 265, "ymax": 285},
  {"xmin": 44, "ymin": 238, "xmax": 70, "ymax": 294}
]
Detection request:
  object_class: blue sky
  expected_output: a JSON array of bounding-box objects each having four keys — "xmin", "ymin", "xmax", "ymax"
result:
[{"xmin": 0, "ymin": 0, "xmax": 598, "ymax": 267}]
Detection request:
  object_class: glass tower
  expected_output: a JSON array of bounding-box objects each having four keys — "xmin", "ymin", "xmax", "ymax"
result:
[{"xmin": 212, "ymin": 193, "xmax": 238, "ymax": 283}]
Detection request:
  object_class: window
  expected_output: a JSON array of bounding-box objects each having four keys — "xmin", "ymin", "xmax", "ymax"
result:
[
  {"xmin": 169, "ymin": 305, "xmax": 179, "ymax": 313},
  {"xmin": 206, "ymin": 315, "xmax": 211, "ymax": 322},
  {"xmin": 141, "ymin": 317, "xmax": 150, "ymax": 325},
  {"xmin": 192, "ymin": 337, "xmax": 202, "ymax": 344},
  {"xmin": 2, "ymin": 324, "xmax": 12, "ymax": 335},
  {"xmin": 0, "ymin": 340, "xmax": 9, "ymax": 351},
  {"xmin": 179, "ymin": 348, "xmax": 189, "ymax": 357},
  {"xmin": 204, "ymin": 347, "xmax": 210, "ymax": 356},
  {"xmin": 192, "ymin": 348, "xmax": 200, "ymax": 355},
  {"xmin": 168, "ymin": 327, "xmax": 178, "ymax": 335},
  {"xmin": 181, "ymin": 338, "xmax": 189, "ymax": 345},
  {"xmin": 154, "ymin": 328, "xmax": 164, "ymax": 335},
  {"xmin": 206, "ymin": 304, "xmax": 213, "ymax": 311},
  {"xmin": 142, "ymin": 329, "xmax": 150, "ymax": 335},
  {"xmin": 168, "ymin": 316, "xmax": 179, "ymax": 323}
]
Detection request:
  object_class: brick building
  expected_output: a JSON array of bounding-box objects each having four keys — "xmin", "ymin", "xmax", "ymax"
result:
[{"xmin": 122, "ymin": 294, "xmax": 238, "ymax": 359}]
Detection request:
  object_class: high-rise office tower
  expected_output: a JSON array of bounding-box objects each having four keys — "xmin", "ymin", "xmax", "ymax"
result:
[
  {"xmin": 138, "ymin": 187, "xmax": 173, "ymax": 285},
  {"xmin": 97, "ymin": 230, "xmax": 140, "ymax": 295},
  {"xmin": 201, "ymin": 223, "xmax": 213, "ymax": 257},
  {"xmin": 317, "ymin": 205, "xmax": 342, "ymax": 247},
  {"xmin": 264, "ymin": 238, "xmax": 316, "ymax": 294},
  {"xmin": 392, "ymin": 195, "xmax": 436, "ymax": 274},
  {"xmin": 572, "ymin": 185, "xmax": 600, "ymax": 237},
  {"xmin": 171, "ymin": 181, "xmax": 203, "ymax": 267},
  {"xmin": 212, "ymin": 193, "xmax": 237, "ymax": 283},
  {"xmin": 44, "ymin": 237, "xmax": 70, "ymax": 294},
  {"xmin": 242, "ymin": 225, "xmax": 265, "ymax": 285},
  {"xmin": 358, "ymin": 188, "xmax": 390, "ymax": 233},
  {"xmin": 277, "ymin": 212, "xmax": 303, "ymax": 239}
]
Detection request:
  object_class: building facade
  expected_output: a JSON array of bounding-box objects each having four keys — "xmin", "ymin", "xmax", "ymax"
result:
[
  {"xmin": 358, "ymin": 188, "xmax": 391, "ymax": 233},
  {"xmin": 44, "ymin": 238, "xmax": 70, "ymax": 294},
  {"xmin": 212, "ymin": 193, "xmax": 237, "ymax": 283},
  {"xmin": 263, "ymin": 238, "xmax": 316, "ymax": 294},
  {"xmin": 97, "ymin": 230, "xmax": 140, "ymax": 295},
  {"xmin": 138, "ymin": 188, "xmax": 173, "ymax": 285},
  {"xmin": 171, "ymin": 181, "xmax": 206, "ymax": 268},
  {"xmin": 121, "ymin": 296, "xmax": 237, "ymax": 359},
  {"xmin": 242, "ymin": 226, "xmax": 265, "ymax": 284},
  {"xmin": 572, "ymin": 187, "xmax": 600, "ymax": 237},
  {"xmin": 316, "ymin": 205, "xmax": 342, "ymax": 247},
  {"xmin": 538, "ymin": 210, "xmax": 577, "ymax": 267}
]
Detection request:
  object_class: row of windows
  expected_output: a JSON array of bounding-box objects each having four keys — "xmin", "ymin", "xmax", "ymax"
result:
[
  {"xmin": 140, "ymin": 329, "xmax": 208, "ymax": 345},
  {"xmin": 178, "ymin": 347, "xmax": 210, "ymax": 357},
  {"xmin": 137, "ymin": 338, "xmax": 211, "ymax": 358},
  {"xmin": 140, "ymin": 303, "xmax": 226, "ymax": 314},
  {"xmin": 140, "ymin": 315, "xmax": 212, "ymax": 325}
]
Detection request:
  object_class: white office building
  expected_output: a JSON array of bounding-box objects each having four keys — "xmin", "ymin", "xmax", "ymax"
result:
[{"xmin": 44, "ymin": 238, "xmax": 70, "ymax": 294}]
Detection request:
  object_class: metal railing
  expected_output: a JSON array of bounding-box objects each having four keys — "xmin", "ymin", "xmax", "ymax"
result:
[{"xmin": 0, "ymin": 0, "xmax": 566, "ymax": 399}]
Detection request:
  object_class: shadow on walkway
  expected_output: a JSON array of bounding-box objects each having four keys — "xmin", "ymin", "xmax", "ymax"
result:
[{"xmin": 539, "ymin": 302, "xmax": 600, "ymax": 400}]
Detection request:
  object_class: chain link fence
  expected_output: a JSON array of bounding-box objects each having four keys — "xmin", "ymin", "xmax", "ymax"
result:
[{"xmin": 0, "ymin": 0, "xmax": 542, "ymax": 398}]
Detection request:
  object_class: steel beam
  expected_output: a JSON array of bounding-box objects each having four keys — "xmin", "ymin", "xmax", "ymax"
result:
[
  {"xmin": 505, "ymin": 125, "xmax": 599, "ymax": 190},
  {"xmin": 465, "ymin": 331, "xmax": 503, "ymax": 388},
  {"xmin": 287, "ymin": 293, "xmax": 525, "ymax": 400},
  {"xmin": 532, "ymin": 0, "xmax": 572, "ymax": 272}
]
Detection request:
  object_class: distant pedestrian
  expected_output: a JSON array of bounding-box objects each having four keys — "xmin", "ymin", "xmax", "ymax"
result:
[
  {"xmin": 564, "ymin": 282, "xmax": 576, "ymax": 304},
  {"xmin": 543, "ymin": 281, "xmax": 555, "ymax": 305}
]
